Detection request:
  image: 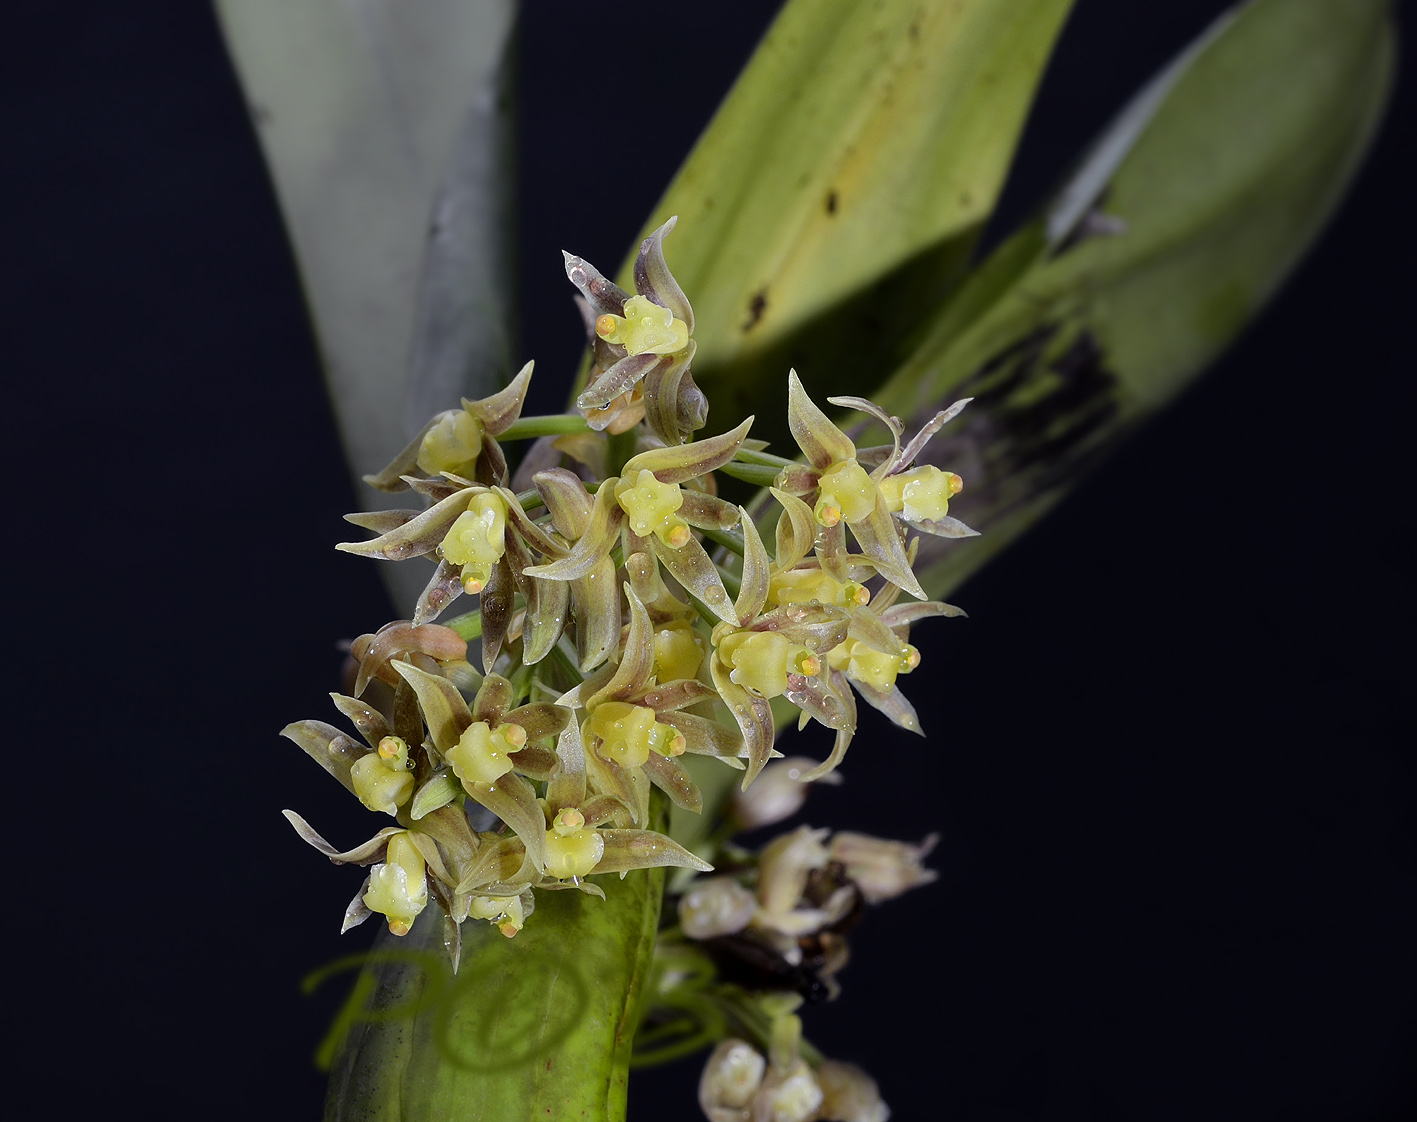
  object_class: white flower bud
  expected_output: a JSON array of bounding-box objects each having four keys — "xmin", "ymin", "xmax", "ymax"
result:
[
  {"xmin": 699, "ymin": 1039, "xmax": 766, "ymax": 1121},
  {"xmin": 751, "ymin": 1063, "xmax": 823, "ymax": 1122},
  {"xmin": 828, "ymin": 831, "xmax": 938, "ymax": 904},
  {"xmin": 730, "ymin": 757, "xmax": 840, "ymax": 830},
  {"xmin": 816, "ymin": 1060, "xmax": 891, "ymax": 1122},
  {"xmin": 680, "ymin": 876, "xmax": 758, "ymax": 939},
  {"xmin": 757, "ymin": 825, "xmax": 830, "ymax": 918}
]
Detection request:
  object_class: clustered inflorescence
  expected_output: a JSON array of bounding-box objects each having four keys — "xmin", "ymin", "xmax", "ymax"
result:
[{"xmin": 281, "ymin": 220, "xmax": 974, "ymax": 1069}]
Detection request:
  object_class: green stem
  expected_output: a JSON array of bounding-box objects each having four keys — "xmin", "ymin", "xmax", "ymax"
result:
[
  {"xmin": 717, "ymin": 461, "xmax": 780, "ymax": 487},
  {"xmin": 498, "ymin": 414, "xmax": 591, "ymax": 441}
]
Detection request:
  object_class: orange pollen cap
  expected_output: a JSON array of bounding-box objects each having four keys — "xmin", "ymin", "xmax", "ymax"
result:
[
  {"xmin": 462, "ymin": 577, "xmax": 485, "ymax": 594},
  {"xmin": 594, "ymin": 314, "xmax": 617, "ymax": 338}
]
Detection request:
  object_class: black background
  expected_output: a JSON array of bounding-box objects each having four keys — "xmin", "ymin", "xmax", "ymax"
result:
[{"xmin": 6, "ymin": 2, "xmax": 1413, "ymax": 1119}]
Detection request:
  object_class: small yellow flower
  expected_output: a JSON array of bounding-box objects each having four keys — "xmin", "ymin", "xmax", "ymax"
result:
[
  {"xmin": 439, "ymin": 492, "xmax": 508, "ymax": 593},
  {"xmin": 767, "ymin": 567, "xmax": 869, "ymax": 610},
  {"xmin": 813, "ymin": 458, "xmax": 878, "ymax": 527},
  {"xmin": 446, "ymin": 720, "xmax": 526, "ymax": 785},
  {"xmin": 350, "ymin": 742, "xmax": 415, "ymax": 816},
  {"xmin": 587, "ymin": 701, "xmax": 685, "ymax": 767},
  {"xmin": 827, "ymin": 637, "xmax": 918, "ymax": 693},
  {"xmin": 543, "ymin": 807, "xmax": 606, "ymax": 879},
  {"xmin": 594, "ymin": 295, "xmax": 690, "ymax": 357},
  {"xmin": 363, "ymin": 832, "xmax": 428, "ymax": 936},
  {"xmin": 878, "ymin": 466, "xmax": 963, "ymax": 523},
  {"xmin": 467, "ymin": 892, "xmax": 529, "ymax": 938},
  {"xmin": 615, "ymin": 469, "xmax": 691, "ymax": 547},
  {"xmin": 715, "ymin": 629, "xmax": 821, "ymax": 700}
]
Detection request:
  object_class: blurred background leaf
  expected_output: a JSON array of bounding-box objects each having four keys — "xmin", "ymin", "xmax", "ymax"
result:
[{"xmin": 216, "ymin": 0, "xmax": 518, "ymax": 614}]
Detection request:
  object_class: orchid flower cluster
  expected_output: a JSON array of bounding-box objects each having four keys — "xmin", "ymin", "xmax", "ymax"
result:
[{"xmin": 280, "ymin": 218, "xmax": 973, "ymax": 979}]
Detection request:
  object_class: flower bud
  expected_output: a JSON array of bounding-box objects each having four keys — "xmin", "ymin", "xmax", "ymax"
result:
[
  {"xmin": 815, "ymin": 1060, "xmax": 891, "ymax": 1122},
  {"xmin": 828, "ymin": 831, "xmax": 938, "ymax": 904},
  {"xmin": 416, "ymin": 409, "xmax": 482, "ymax": 477},
  {"xmin": 363, "ymin": 832, "xmax": 428, "ymax": 936},
  {"xmin": 679, "ymin": 876, "xmax": 757, "ymax": 939},
  {"xmin": 653, "ymin": 622, "xmax": 703, "ymax": 682},
  {"xmin": 757, "ymin": 825, "xmax": 830, "ymax": 918},
  {"xmin": 729, "ymin": 757, "xmax": 838, "ymax": 830},
  {"xmin": 699, "ymin": 1039, "xmax": 766, "ymax": 1119}
]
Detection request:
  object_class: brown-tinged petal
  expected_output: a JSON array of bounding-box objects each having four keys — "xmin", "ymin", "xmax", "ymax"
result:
[
  {"xmin": 464, "ymin": 771, "xmax": 547, "ymax": 872},
  {"xmin": 413, "ymin": 558, "xmax": 463, "ymax": 625},
  {"xmin": 787, "ymin": 369, "xmax": 854, "ymax": 469},
  {"xmin": 533, "ymin": 467, "xmax": 594, "ymax": 538},
  {"xmin": 594, "ymin": 830, "xmax": 713, "ymax": 876},
  {"xmin": 633, "ymin": 215, "xmax": 694, "ymax": 332},
  {"xmin": 828, "ymin": 394, "xmax": 903, "ymax": 476},
  {"xmin": 501, "ymin": 702, "xmax": 571, "ymax": 744},
  {"xmin": 355, "ymin": 621, "xmax": 469, "ymax": 696},
  {"xmin": 642, "ymin": 345, "xmax": 692, "ymax": 446},
  {"xmin": 577, "ymin": 352, "xmax": 665, "ymax": 411},
  {"xmin": 404, "ymin": 475, "xmax": 467, "ymax": 503},
  {"xmin": 552, "ymin": 431, "xmax": 609, "ymax": 479},
  {"xmin": 327, "ymin": 693, "xmax": 391, "ymax": 750},
  {"xmin": 281, "ymin": 719, "xmax": 365, "ymax": 793},
  {"xmin": 652, "ymin": 533, "xmax": 740, "ymax": 626},
  {"xmin": 341, "ymin": 877, "xmax": 374, "ymax": 933},
  {"xmin": 679, "ymin": 489, "xmax": 741, "ymax": 532},
  {"xmin": 509, "ymin": 744, "xmax": 557, "ymax": 781},
  {"xmin": 622, "ymin": 416, "xmax": 755, "ymax": 485},
  {"xmin": 784, "ymin": 672, "xmax": 853, "ymax": 731},
  {"xmin": 478, "ymin": 554, "xmax": 515, "ymax": 671},
  {"xmin": 710, "ymin": 656, "xmax": 774, "ymax": 787},
  {"xmin": 656, "ymin": 710, "xmax": 747, "ymax": 762},
  {"xmin": 879, "ymin": 600, "xmax": 968, "ymax": 628},
  {"xmin": 675, "ymin": 364, "xmax": 709, "ymax": 437},
  {"xmin": 895, "ymin": 398, "xmax": 971, "ymax": 470},
  {"xmin": 849, "ymin": 493, "xmax": 926, "ymax": 599},
  {"xmin": 336, "ymin": 486, "xmax": 473, "ymax": 560},
  {"xmin": 635, "ymin": 678, "xmax": 721, "ymax": 713},
  {"xmin": 853, "ymin": 678, "xmax": 924, "ymax": 736},
  {"xmin": 563, "ymin": 250, "xmax": 630, "ymax": 318},
  {"xmin": 584, "ymin": 583, "xmax": 655, "ymax": 710},
  {"xmin": 471, "ymin": 672, "xmax": 515, "ymax": 726},
  {"xmin": 503, "ymin": 532, "xmax": 567, "ymax": 667},
  {"xmin": 392, "ymin": 674, "xmax": 424, "ymax": 746},
  {"xmin": 814, "ymin": 519, "xmax": 849, "ymax": 581},
  {"xmin": 390, "ymin": 661, "xmax": 473, "ymax": 755},
  {"xmin": 522, "ymin": 485, "xmax": 624, "ymax": 582},
  {"xmin": 495, "ymin": 487, "xmax": 566, "ymax": 558},
  {"xmin": 545, "ymin": 715, "xmax": 587, "ymax": 813},
  {"xmin": 571, "ymin": 556, "xmax": 620, "ymax": 672},
  {"xmin": 454, "ymin": 834, "xmax": 527, "ymax": 895},
  {"xmin": 361, "ymin": 413, "xmax": 442, "ymax": 493},
  {"xmin": 736, "ymin": 506, "xmax": 771, "ymax": 623},
  {"xmin": 473, "ymin": 429, "xmax": 508, "ymax": 488},
  {"xmin": 585, "ymin": 747, "xmax": 648, "ymax": 827},
  {"xmin": 910, "ymin": 514, "xmax": 981, "ymax": 539},
  {"xmin": 846, "ymin": 606, "xmax": 908, "ymax": 657},
  {"xmin": 744, "ymin": 603, "xmax": 850, "ymax": 651},
  {"xmin": 642, "ymin": 752, "xmax": 703, "ymax": 814},
  {"xmin": 580, "ymin": 794, "xmax": 626, "ymax": 827},
  {"xmin": 772, "ymin": 463, "xmax": 820, "ymax": 496},
  {"xmin": 342, "ymin": 509, "xmax": 419, "ymax": 534},
  {"xmin": 464, "ymin": 359, "xmax": 533, "ymax": 436},
  {"xmin": 798, "ymin": 672, "xmax": 859, "ymax": 781},
  {"xmin": 282, "ymin": 810, "xmax": 401, "ymax": 865},
  {"xmin": 770, "ymin": 488, "xmax": 818, "ymax": 571},
  {"xmin": 406, "ymin": 829, "xmax": 455, "ymax": 887}
]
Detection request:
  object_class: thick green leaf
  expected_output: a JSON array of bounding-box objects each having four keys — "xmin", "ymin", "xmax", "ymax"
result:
[
  {"xmin": 868, "ymin": 0, "xmax": 1396, "ymax": 598},
  {"xmin": 599, "ymin": 0, "xmax": 1073, "ymax": 441},
  {"xmin": 215, "ymin": 0, "xmax": 517, "ymax": 613},
  {"xmin": 324, "ymin": 842, "xmax": 663, "ymax": 1120}
]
